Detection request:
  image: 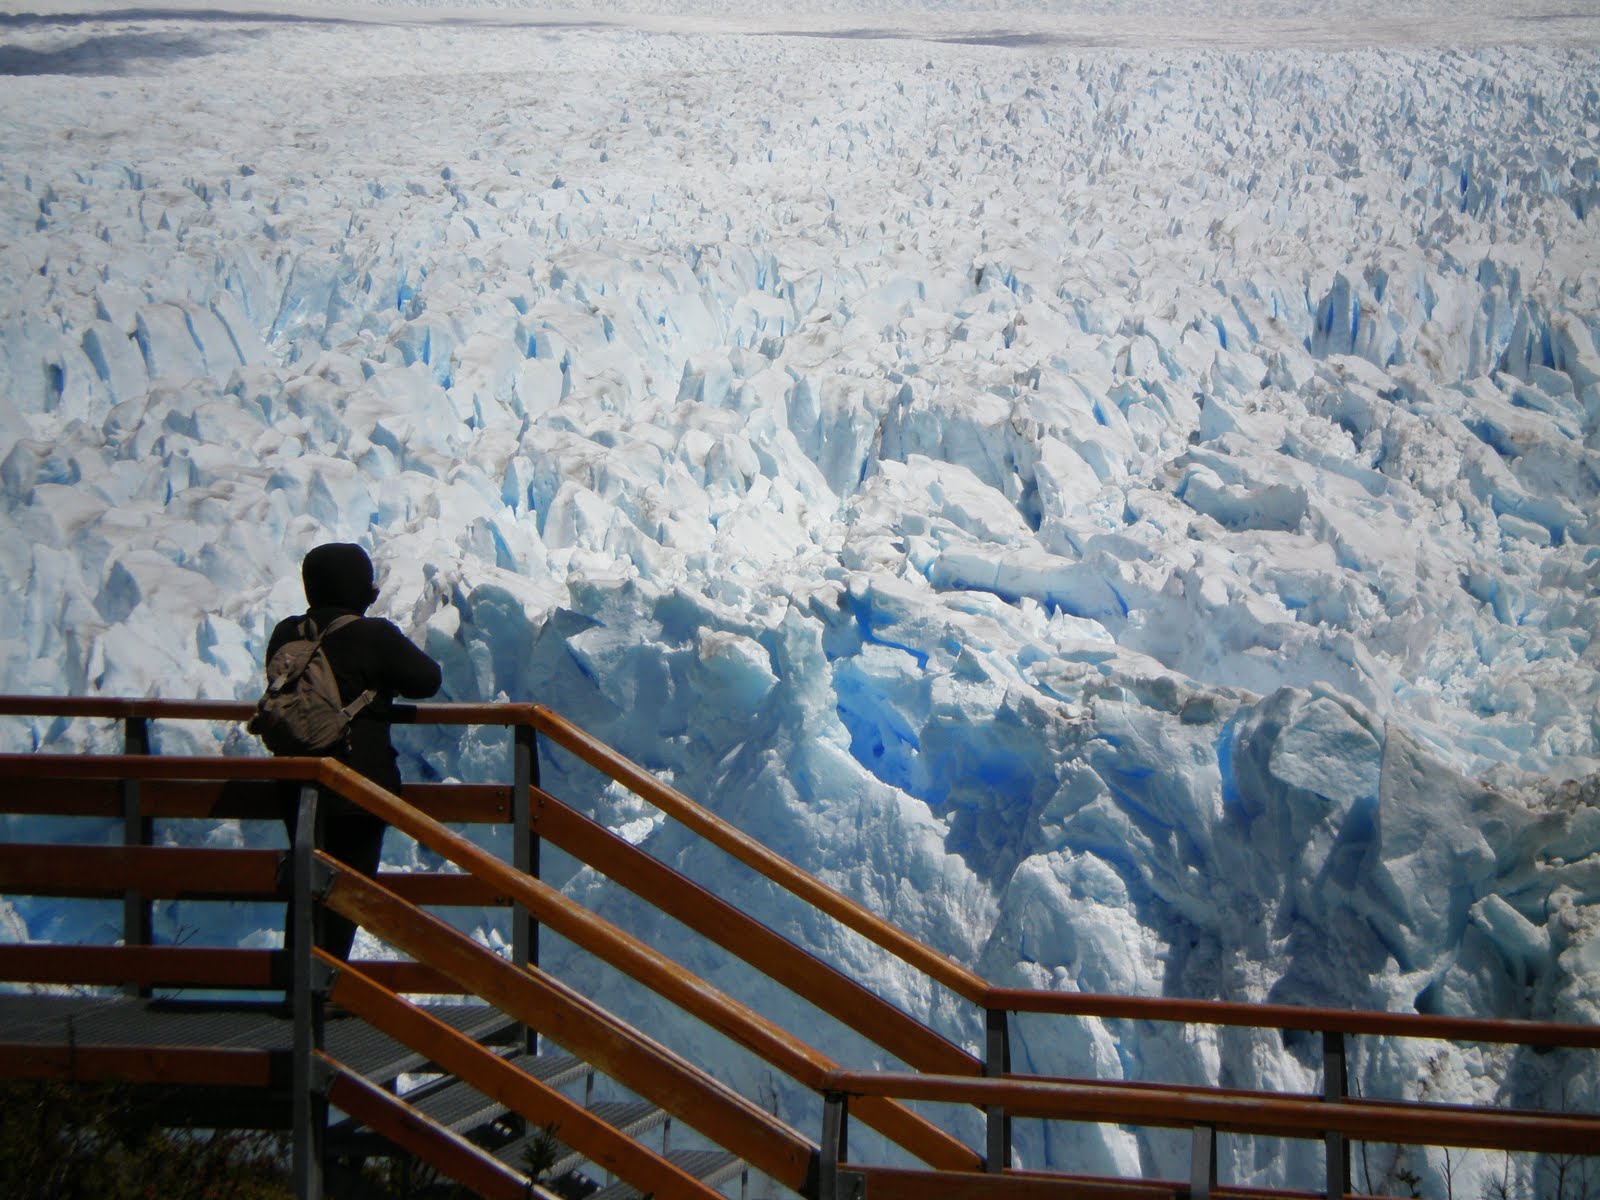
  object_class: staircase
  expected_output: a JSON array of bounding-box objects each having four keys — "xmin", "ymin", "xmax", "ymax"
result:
[
  {"xmin": 2, "ymin": 696, "xmax": 1597, "ymax": 1200},
  {"xmin": 322, "ymin": 1024, "xmax": 744, "ymax": 1198},
  {"xmin": 322, "ymin": 1020, "xmax": 745, "ymax": 1199}
]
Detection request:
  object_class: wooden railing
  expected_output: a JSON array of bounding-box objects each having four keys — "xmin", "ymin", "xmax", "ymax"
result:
[
  {"xmin": 816, "ymin": 1068, "xmax": 1600, "ymax": 1199},
  {"xmin": 0, "ymin": 752, "xmax": 794, "ymax": 1197},
  {"xmin": 0, "ymin": 696, "xmax": 543, "ymax": 993},
  {"xmin": 3, "ymin": 696, "xmax": 1599, "ymax": 1200},
  {"xmin": 0, "ymin": 697, "xmax": 985, "ymax": 1194}
]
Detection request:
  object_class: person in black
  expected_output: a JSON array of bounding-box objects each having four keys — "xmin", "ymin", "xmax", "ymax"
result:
[{"xmin": 266, "ymin": 542, "xmax": 442, "ymax": 961}]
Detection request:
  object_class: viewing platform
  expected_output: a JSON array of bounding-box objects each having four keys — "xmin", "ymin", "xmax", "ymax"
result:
[{"xmin": 2, "ymin": 696, "xmax": 1597, "ymax": 1200}]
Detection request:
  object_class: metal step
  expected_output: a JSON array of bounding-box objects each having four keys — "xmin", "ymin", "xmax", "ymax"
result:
[
  {"xmin": 379, "ymin": 1050, "xmax": 591, "ymax": 1143},
  {"xmin": 585, "ymin": 1148, "xmax": 745, "ymax": 1200},
  {"xmin": 400, "ymin": 1049, "xmax": 544, "ymax": 1137},
  {"xmin": 493, "ymin": 1092, "xmax": 748, "ymax": 1198},
  {"xmin": 517, "ymin": 1050, "xmax": 591, "ymax": 1090},
  {"xmin": 323, "ymin": 1002, "xmax": 518, "ymax": 1084},
  {"xmin": 330, "ymin": 1050, "xmax": 586, "ymax": 1136},
  {"xmin": 497, "ymin": 1098, "xmax": 668, "ymax": 1180},
  {"xmin": 325, "ymin": 1034, "xmax": 742, "ymax": 1200}
]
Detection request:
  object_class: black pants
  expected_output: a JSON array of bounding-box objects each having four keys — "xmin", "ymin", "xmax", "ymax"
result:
[{"xmin": 282, "ymin": 791, "xmax": 387, "ymax": 964}]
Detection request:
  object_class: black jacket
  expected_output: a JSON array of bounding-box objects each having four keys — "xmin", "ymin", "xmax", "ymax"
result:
[{"xmin": 265, "ymin": 607, "xmax": 441, "ymax": 793}]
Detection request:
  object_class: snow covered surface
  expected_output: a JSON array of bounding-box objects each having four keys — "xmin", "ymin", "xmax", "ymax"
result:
[{"xmin": 2, "ymin": 0, "xmax": 1599, "ymax": 1191}]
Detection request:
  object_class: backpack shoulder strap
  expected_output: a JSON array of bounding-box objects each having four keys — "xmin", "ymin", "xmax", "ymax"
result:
[
  {"xmin": 318, "ymin": 614, "xmax": 376, "ymax": 722},
  {"xmin": 269, "ymin": 614, "xmax": 356, "ymax": 692},
  {"xmin": 341, "ymin": 687, "xmax": 379, "ymax": 724}
]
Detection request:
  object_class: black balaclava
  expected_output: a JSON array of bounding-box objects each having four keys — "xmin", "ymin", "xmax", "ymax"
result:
[{"xmin": 301, "ymin": 542, "xmax": 377, "ymax": 614}]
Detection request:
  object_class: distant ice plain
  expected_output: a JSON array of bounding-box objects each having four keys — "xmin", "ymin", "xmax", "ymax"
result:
[{"xmin": 2, "ymin": 0, "xmax": 1598, "ymax": 1191}]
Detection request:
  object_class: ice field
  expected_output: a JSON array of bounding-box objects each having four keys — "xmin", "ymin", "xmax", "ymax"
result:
[{"xmin": 1, "ymin": 0, "xmax": 1599, "ymax": 1191}]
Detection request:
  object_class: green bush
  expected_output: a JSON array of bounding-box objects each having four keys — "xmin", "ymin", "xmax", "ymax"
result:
[
  {"xmin": 0, "ymin": 1079, "xmax": 292, "ymax": 1200},
  {"xmin": 0, "ymin": 1079, "xmax": 582, "ymax": 1198}
]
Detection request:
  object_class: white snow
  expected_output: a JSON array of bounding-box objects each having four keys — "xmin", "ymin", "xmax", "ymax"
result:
[{"xmin": 2, "ymin": 0, "xmax": 1598, "ymax": 1193}]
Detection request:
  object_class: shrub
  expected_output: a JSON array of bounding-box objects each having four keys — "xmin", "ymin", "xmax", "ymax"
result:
[{"xmin": 0, "ymin": 1079, "xmax": 292, "ymax": 1200}]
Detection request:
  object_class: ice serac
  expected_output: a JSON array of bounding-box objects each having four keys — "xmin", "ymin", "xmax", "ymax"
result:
[{"xmin": 1, "ymin": 12, "xmax": 1598, "ymax": 1196}]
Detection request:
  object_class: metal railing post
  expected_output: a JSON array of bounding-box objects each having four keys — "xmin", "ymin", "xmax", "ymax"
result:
[
  {"xmin": 292, "ymin": 784, "xmax": 327, "ymax": 1200},
  {"xmin": 512, "ymin": 723, "xmax": 540, "ymax": 969},
  {"xmin": 1324, "ymin": 1030, "xmax": 1350, "ymax": 1200},
  {"xmin": 985, "ymin": 1006, "xmax": 1012, "ymax": 1172},
  {"xmin": 1191, "ymin": 1124, "xmax": 1218, "ymax": 1200},
  {"xmin": 122, "ymin": 716, "xmax": 151, "ymax": 997},
  {"xmin": 820, "ymin": 1090, "xmax": 849, "ymax": 1200},
  {"xmin": 512, "ymin": 722, "xmax": 540, "ymax": 1054},
  {"xmin": 122, "ymin": 715, "xmax": 149, "ymax": 756}
]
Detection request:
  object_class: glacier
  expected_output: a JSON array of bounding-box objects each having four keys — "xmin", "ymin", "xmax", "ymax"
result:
[{"xmin": 1, "ymin": 1, "xmax": 1598, "ymax": 1194}]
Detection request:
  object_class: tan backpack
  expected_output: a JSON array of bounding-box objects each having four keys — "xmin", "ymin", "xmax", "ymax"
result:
[{"xmin": 247, "ymin": 615, "xmax": 376, "ymax": 756}]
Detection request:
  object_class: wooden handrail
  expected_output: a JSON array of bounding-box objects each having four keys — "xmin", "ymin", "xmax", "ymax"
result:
[
  {"xmin": 0, "ymin": 696, "xmax": 255, "ymax": 721},
  {"xmin": 0, "ymin": 844, "xmax": 282, "ymax": 899},
  {"xmin": 528, "ymin": 706, "xmax": 992, "ymax": 1006},
  {"xmin": 326, "ymin": 953, "xmax": 726, "ymax": 1200},
  {"xmin": 402, "ymin": 781, "xmax": 516, "ymax": 823},
  {"xmin": 0, "ymin": 696, "xmax": 545, "ymax": 728},
  {"xmin": 0, "ymin": 944, "xmax": 466, "ymax": 993},
  {"xmin": 821, "ymin": 1070, "xmax": 1600, "ymax": 1155},
  {"xmin": 0, "ymin": 945, "xmax": 281, "ymax": 989},
  {"xmin": 0, "ymin": 844, "xmax": 509, "ymax": 905},
  {"xmin": 846, "ymin": 1167, "xmax": 1184, "ymax": 1200},
  {"xmin": 0, "ymin": 778, "xmax": 511, "ymax": 822},
  {"xmin": 531, "ymin": 787, "xmax": 983, "ymax": 1078},
  {"xmin": 323, "ymin": 761, "xmax": 982, "ymax": 1173},
  {"xmin": 843, "ymin": 1165, "xmax": 1353, "ymax": 1200},
  {"xmin": 986, "ymin": 987, "xmax": 1600, "ymax": 1050},
  {"xmin": 1000, "ymin": 1070, "xmax": 1591, "ymax": 1139},
  {"xmin": 319, "ymin": 858, "xmax": 820, "ymax": 1193},
  {"xmin": 0, "ymin": 753, "xmax": 323, "ymax": 782}
]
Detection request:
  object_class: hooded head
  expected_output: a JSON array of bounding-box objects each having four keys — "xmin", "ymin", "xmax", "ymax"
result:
[{"xmin": 302, "ymin": 542, "xmax": 378, "ymax": 613}]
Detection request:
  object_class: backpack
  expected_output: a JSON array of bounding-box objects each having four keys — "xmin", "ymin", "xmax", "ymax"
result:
[{"xmin": 247, "ymin": 615, "xmax": 377, "ymax": 756}]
